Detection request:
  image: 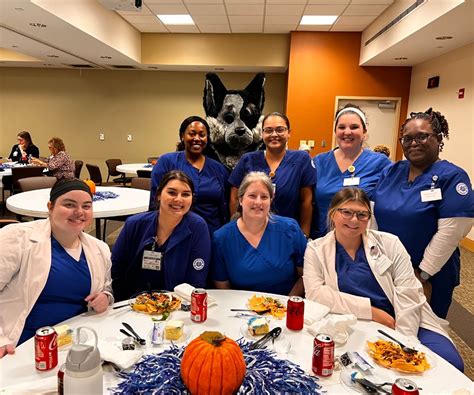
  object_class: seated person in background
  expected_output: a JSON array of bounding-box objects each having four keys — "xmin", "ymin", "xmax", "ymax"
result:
[
  {"xmin": 372, "ymin": 144, "xmax": 391, "ymax": 158},
  {"xmin": 0, "ymin": 179, "xmax": 113, "ymax": 358},
  {"xmin": 213, "ymin": 171, "xmax": 306, "ymax": 296},
  {"xmin": 112, "ymin": 170, "xmax": 211, "ymax": 301},
  {"xmin": 8, "ymin": 131, "xmax": 40, "ymax": 163},
  {"xmin": 303, "ymin": 187, "xmax": 463, "ymax": 371},
  {"xmin": 31, "ymin": 137, "xmax": 74, "ymax": 180}
]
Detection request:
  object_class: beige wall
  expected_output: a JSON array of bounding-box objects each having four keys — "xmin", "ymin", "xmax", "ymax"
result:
[
  {"xmin": 0, "ymin": 68, "xmax": 286, "ymax": 177},
  {"xmin": 408, "ymin": 43, "xmax": 474, "ymax": 239}
]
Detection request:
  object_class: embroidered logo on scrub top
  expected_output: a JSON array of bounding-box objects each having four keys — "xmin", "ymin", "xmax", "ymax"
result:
[
  {"xmin": 192, "ymin": 258, "xmax": 205, "ymax": 271},
  {"xmin": 455, "ymin": 183, "xmax": 469, "ymax": 196}
]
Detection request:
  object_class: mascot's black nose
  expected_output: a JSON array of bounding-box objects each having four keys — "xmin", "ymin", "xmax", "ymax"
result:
[{"xmin": 235, "ymin": 127, "xmax": 246, "ymax": 137}]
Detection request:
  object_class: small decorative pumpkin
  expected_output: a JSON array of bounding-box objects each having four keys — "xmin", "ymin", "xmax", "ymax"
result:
[
  {"xmin": 181, "ymin": 331, "xmax": 246, "ymax": 395},
  {"xmin": 84, "ymin": 179, "xmax": 96, "ymax": 195}
]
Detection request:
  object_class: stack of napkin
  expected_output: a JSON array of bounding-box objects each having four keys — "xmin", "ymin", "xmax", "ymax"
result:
[
  {"xmin": 99, "ymin": 340, "xmax": 144, "ymax": 370},
  {"xmin": 306, "ymin": 313, "xmax": 357, "ymax": 346},
  {"xmin": 174, "ymin": 283, "xmax": 217, "ymax": 306}
]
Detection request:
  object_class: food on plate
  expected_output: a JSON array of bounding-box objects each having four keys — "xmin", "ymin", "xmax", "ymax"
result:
[
  {"xmin": 248, "ymin": 294, "xmax": 286, "ymax": 318},
  {"xmin": 367, "ymin": 339, "xmax": 430, "ymax": 373},
  {"xmin": 181, "ymin": 331, "xmax": 246, "ymax": 395},
  {"xmin": 247, "ymin": 317, "xmax": 269, "ymax": 336},
  {"xmin": 165, "ymin": 320, "xmax": 184, "ymax": 341},
  {"xmin": 53, "ymin": 324, "xmax": 72, "ymax": 348},
  {"xmin": 131, "ymin": 291, "xmax": 181, "ymax": 315}
]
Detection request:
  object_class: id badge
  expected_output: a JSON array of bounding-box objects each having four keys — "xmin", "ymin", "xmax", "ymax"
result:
[
  {"xmin": 420, "ymin": 188, "xmax": 442, "ymax": 202},
  {"xmin": 272, "ymin": 183, "xmax": 277, "ymax": 194},
  {"xmin": 343, "ymin": 177, "xmax": 360, "ymax": 186},
  {"xmin": 142, "ymin": 250, "xmax": 162, "ymax": 271}
]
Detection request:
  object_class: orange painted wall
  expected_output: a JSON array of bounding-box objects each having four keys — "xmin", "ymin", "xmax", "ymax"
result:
[{"xmin": 286, "ymin": 31, "xmax": 412, "ymax": 159}]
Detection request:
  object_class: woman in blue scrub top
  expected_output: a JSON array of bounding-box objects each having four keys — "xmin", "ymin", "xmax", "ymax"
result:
[
  {"xmin": 149, "ymin": 116, "xmax": 229, "ymax": 235},
  {"xmin": 229, "ymin": 113, "xmax": 315, "ymax": 237},
  {"xmin": 304, "ymin": 187, "xmax": 464, "ymax": 371},
  {"xmin": 313, "ymin": 104, "xmax": 391, "ymax": 238},
  {"xmin": 214, "ymin": 172, "xmax": 307, "ymax": 296},
  {"xmin": 113, "ymin": 171, "xmax": 211, "ymax": 302},
  {"xmin": 0, "ymin": 179, "xmax": 113, "ymax": 358},
  {"xmin": 373, "ymin": 108, "xmax": 474, "ymax": 318}
]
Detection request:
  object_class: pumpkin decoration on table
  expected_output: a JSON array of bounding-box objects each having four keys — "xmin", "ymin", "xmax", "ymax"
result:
[
  {"xmin": 84, "ymin": 179, "xmax": 96, "ymax": 195},
  {"xmin": 181, "ymin": 331, "xmax": 246, "ymax": 395}
]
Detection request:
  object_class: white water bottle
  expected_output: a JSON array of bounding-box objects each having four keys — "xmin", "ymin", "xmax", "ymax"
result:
[{"xmin": 64, "ymin": 327, "xmax": 103, "ymax": 395}]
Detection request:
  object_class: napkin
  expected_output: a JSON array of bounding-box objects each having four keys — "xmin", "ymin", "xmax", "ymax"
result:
[
  {"xmin": 174, "ymin": 283, "xmax": 217, "ymax": 307},
  {"xmin": 306, "ymin": 314, "xmax": 357, "ymax": 346},
  {"xmin": 303, "ymin": 299, "xmax": 330, "ymax": 325},
  {"xmin": 98, "ymin": 340, "xmax": 144, "ymax": 370}
]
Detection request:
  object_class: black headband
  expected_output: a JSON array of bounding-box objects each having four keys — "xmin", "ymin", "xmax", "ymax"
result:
[{"xmin": 50, "ymin": 179, "xmax": 93, "ymax": 202}]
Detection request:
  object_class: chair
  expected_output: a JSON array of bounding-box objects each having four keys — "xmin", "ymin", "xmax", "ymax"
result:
[
  {"xmin": 74, "ymin": 160, "xmax": 83, "ymax": 179},
  {"xmin": 105, "ymin": 159, "xmax": 132, "ymax": 186},
  {"xmin": 136, "ymin": 170, "xmax": 151, "ymax": 178},
  {"xmin": 11, "ymin": 166, "xmax": 46, "ymax": 194},
  {"xmin": 17, "ymin": 176, "xmax": 57, "ymax": 192},
  {"xmin": 131, "ymin": 177, "xmax": 151, "ymax": 191},
  {"xmin": 0, "ymin": 219, "xmax": 19, "ymax": 228},
  {"xmin": 86, "ymin": 164, "xmax": 102, "ymax": 185},
  {"xmin": 147, "ymin": 157, "xmax": 159, "ymax": 165}
]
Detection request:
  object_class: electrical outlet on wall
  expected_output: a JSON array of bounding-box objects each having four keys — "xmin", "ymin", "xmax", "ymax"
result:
[
  {"xmin": 308, "ymin": 140, "xmax": 315, "ymax": 148},
  {"xmin": 127, "ymin": 134, "xmax": 132, "ymax": 142},
  {"xmin": 99, "ymin": 133, "xmax": 105, "ymax": 141},
  {"xmin": 321, "ymin": 140, "xmax": 326, "ymax": 147},
  {"xmin": 299, "ymin": 140, "xmax": 307, "ymax": 146}
]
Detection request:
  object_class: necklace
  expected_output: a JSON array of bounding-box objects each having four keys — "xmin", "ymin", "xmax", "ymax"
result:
[{"xmin": 265, "ymin": 150, "xmax": 283, "ymax": 179}]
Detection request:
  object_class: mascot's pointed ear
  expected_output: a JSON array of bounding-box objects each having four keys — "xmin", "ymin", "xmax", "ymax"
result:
[
  {"xmin": 245, "ymin": 72, "xmax": 266, "ymax": 112},
  {"xmin": 203, "ymin": 73, "xmax": 227, "ymax": 118}
]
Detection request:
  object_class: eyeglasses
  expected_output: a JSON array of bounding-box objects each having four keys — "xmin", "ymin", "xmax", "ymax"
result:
[
  {"xmin": 399, "ymin": 133, "xmax": 437, "ymax": 147},
  {"xmin": 337, "ymin": 208, "xmax": 371, "ymax": 221},
  {"xmin": 263, "ymin": 126, "xmax": 288, "ymax": 135}
]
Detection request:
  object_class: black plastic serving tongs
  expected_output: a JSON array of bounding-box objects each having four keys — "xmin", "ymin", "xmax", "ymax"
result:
[
  {"xmin": 121, "ymin": 322, "xmax": 146, "ymax": 345},
  {"xmin": 249, "ymin": 327, "xmax": 282, "ymax": 350}
]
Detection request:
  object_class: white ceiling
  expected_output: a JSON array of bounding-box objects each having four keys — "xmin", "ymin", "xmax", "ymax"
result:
[{"xmin": 0, "ymin": 0, "xmax": 473, "ymax": 71}]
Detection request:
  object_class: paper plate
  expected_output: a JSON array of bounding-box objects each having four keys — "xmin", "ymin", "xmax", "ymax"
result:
[{"xmin": 128, "ymin": 290, "xmax": 181, "ymax": 316}]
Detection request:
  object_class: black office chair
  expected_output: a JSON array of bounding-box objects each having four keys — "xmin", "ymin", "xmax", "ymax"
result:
[
  {"xmin": 105, "ymin": 159, "xmax": 132, "ymax": 186},
  {"xmin": 136, "ymin": 170, "xmax": 152, "ymax": 178},
  {"xmin": 86, "ymin": 164, "xmax": 102, "ymax": 185},
  {"xmin": 74, "ymin": 160, "xmax": 83, "ymax": 179}
]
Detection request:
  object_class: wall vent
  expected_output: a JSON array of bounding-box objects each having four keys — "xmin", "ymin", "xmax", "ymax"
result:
[
  {"xmin": 111, "ymin": 65, "xmax": 137, "ymax": 69},
  {"xmin": 66, "ymin": 64, "xmax": 96, "ymax": 68},
  {"xmin": 365, "ymin": 0, "xmax": 425, "ymax": 47}
]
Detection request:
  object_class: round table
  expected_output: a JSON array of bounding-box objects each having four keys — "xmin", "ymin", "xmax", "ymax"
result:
[
  {"xmin": 116, "ymin": 163, "xmax": 153, "ymax": 176},
  {"xmin": 0, "ymin": 290, "xmax": 471, "ymax": 393}
]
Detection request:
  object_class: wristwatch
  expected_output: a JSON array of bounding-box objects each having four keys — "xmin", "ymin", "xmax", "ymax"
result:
[{"xmin": 419, "ymin": 270, "xmax": 431, "ymax": 283}]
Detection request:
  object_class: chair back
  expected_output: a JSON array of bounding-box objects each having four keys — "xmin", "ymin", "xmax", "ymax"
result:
[
  {"xmin": 11, "ymin": 166, "xmax": 46, "ymax": 193},
  {"xmin": 86, "ymin": 164, "xmax": 102, "ymax": 185},
  {"xmin": 74, "ymin": 160, "xmax": 83, "ymax": 178},
  {"xmin": 136, "ymin": 169, "xmax": 152, "ymax": 178},
  {"xmin": 105, "ymin": 159, "xmax": 122, "ymax": 177},
  {"xmin": 131, "ymin": 177, "xmax": 151, "ymax": 191},
  {"xmin": 17, "ymin": 176, "xmax": 57, "ymax": 192},
  {"xmin": 147, "ymin": 157, "xmax": 159, "ymax": 165}
]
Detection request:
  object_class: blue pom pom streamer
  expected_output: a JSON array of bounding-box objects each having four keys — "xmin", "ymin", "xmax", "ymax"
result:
[
  {"xmin": 93, "ymin": 191, "xmax": 119, "ymax": 201},
  {"xmin": 110, "ymin": 339, "xmax": 321, "ymax": 394}
]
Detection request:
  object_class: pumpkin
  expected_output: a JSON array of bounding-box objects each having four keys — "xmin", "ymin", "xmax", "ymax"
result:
[
  {"xmin": 181, "ymin": 331, "xmax": 246, "ymax": 395},
  {"xmin": 84, "ymin": 179, "xmax": 96, "ymax": 195}
]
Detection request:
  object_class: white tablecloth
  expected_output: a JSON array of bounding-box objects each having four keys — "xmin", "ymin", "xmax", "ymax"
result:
[{"xmin": 116, "ymin": 163, "xmax": 152, "ymax": 176}]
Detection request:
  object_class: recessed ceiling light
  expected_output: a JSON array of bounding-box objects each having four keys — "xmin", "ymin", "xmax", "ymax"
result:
[
  {"xmin": 157, "ymin": 14, "xmax": 194, "ymax": 25},
  {"xmin": 300, "ymin": 15, "xmax": 338, "ymax": 25},
  {"xmin": 394, "ymin": 57, "xmax": 408, "ymax": 60},
  {"xmin": 435, "ymin": 36, "xmax": 453, "ymax": 40}
]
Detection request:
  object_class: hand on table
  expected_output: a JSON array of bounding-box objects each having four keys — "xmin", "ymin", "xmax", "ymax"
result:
[
  {"xmin": 0, "ymin": 344, "xmax": 15, "ymax": 359},
  {"xmin": 371, "ymin": 306, "xmax": 395, "ymax": 329},
  {"xmin": 85, "ymin": 292, "xmax": 109, "ymax": 313}
]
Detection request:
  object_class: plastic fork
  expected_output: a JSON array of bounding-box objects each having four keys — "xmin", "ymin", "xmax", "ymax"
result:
[{"xmin": 378, "ymin": 329, "xmax": 417, "ymax": 354}]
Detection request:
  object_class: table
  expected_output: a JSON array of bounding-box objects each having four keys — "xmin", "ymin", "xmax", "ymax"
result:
[
  {"xmin": 6, "ymin": 186, "xmax": 150, "ymax": 239},
  {"xmin": 0, "ymin": 290, "xmax": 472, "ymax": 393},
  {"xmin": 116, "ymin": 163, "xmax": 153, "ymax": 176}
]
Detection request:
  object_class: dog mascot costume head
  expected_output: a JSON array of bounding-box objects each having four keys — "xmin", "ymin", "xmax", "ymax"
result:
[{"xmin": 203, "ymin": 72, "xmax": 266, "ymax": 169}]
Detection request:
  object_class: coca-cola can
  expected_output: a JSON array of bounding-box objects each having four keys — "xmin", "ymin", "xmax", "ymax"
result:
[
  {"xmin": 35, "ymin": 326, "xmax": 58, "ymax": 371},
  {"xmin": 191, "ymin": 288, "xmax": 207, "ymax": 323},
  {"xmin": 286, "ymin": 296, "xmax": 304, "ymax": 330},
  {"xmin": 312, "ymin": 333, "xmax": 334, "ymax": 377},
  {"xmin": 391, "ymin": 378, "xmax": 420, "ymax": 395}
]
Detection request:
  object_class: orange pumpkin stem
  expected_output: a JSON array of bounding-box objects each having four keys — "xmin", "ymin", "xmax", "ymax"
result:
[{"xmin": 199, "ymin": 331, "xmax": 226, "ymax": 346}]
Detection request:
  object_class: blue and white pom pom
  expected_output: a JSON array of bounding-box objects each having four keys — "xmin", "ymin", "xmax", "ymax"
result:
[{"xmin": 93, "ymin": 191, "xmax": 119, "ymax": 201}]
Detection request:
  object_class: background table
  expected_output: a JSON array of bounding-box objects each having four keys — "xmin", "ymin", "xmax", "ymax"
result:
[
  {"xmin": 6, "ymin": 186, "xmax": 150, "ymax": 238},
  {"xmin": 0, "ymin": 290, "xmax": 472, "ymax": 393},
  {"xmin": 116, "ymin": 163, "xmax": 153, "ymax": 176}
]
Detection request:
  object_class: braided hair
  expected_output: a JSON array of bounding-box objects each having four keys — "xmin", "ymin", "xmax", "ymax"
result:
[{"xmin": 400, "ymin": 108, "xmax": 449, "ymax": 151}]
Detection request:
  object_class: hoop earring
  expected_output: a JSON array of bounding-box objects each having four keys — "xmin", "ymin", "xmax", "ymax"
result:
[{"xmin": 439, "ymin": 141, "xmax": 444, "ymax": 152}]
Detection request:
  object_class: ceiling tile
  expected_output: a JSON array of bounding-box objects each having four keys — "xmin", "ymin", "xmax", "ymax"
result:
[
  {"xmin": 198, "ymin": 24, "xmax": 231, "ymax": 32},
  {"xmin": 121, "ymin": 15, "xmax": 160, "ymax": 23},
  {"xmin": 304, "ymin": 4, "xmax": 346, "ymax": 15},
  {"xmin": 144, "ymin": 0, "xmax": 184, "ymax": 4},
  {"xmin": 184, "ymin": 0, "xmax": 223, "ymax": 3},
  {"xmin": 343, "ymin": 4, "xmax": 389, "ymax": 16},
  {"xmin": 229, "ymin": 15, "xmax": 263, "ymax": 24},
  {"xmin": 226, "ymin": 4, "xmax": 264, "ymax": 15},
  {"xmin": 330, "ymin": 24, "xmax": 364, "ymax": 31},
  {"xmin": 192, "ymin": 15, "xmax": 227, "ymax": 24},
  {"xmin": 167, "ymin": 24, "xmax": 200, "ymax": 32},
  {"xmin": 350, "ymin": 0, "xmax": 393, "ymax": 4},
  {"xmin": 307, "ymin": 0, "xmax": 349, "ymax": 4},
  {"xmin": 266, "ymin": 0, "xmax": 306, "ymax": 4},
  {"xmin": 265, "ymin": 15, "xmax": 301, "ymax": 25},
  {"xmin": 297, "ymin": 24, "xmax": 331, "ymax": 31},
  {"xmin": 225, "ymin": 0, "xmax": 264, "ymax": 3},
  {"xmin": 231, "ymin": 24, "xmax": 263, "ymax": 33},
  {"xmin": 118, "ymin": 7, "xmax": 153, "ymax": 16},
  {"xmin": 133, "ymin": 23, "xmax": 169, "ymax": 32},
  {"xmin": 147, "ymin": 4, "xmax": 188, "ymax": 13},
  {"xmin": 335, "ymin": 15, "xmax": 376, "ymax": 25},
  {"xmin": 264, "ymin": 24, "xmax": 297, "ymax": 33},
  {"xmin": 266, "ymin": 4, "xmax": 305, "ymax": 16},
  {"xmin": 186, "ymin": 4, "xmax": 226, "ymax": 15}
]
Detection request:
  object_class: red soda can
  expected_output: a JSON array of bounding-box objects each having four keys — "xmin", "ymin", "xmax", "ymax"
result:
[
  {"xmin": 191, "ymin": 288, "xmax": 207, "ymax": 322},
  {"xmin": 35, "ymin": 326, "xmax": 58, "ymax": 371},
  {"xmin": 312, "ymin": 334, "xmax": 334, "ymax": 377},
  {"xmin": 286, "ymin": 296, "xmax": 304, "ymax": 330},
  {"xmin": 391, "ymin": 378, "xmax": 420, "ymax": 395}
]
